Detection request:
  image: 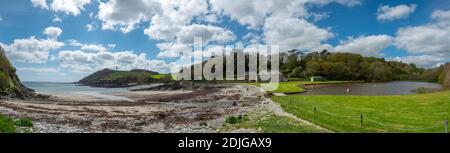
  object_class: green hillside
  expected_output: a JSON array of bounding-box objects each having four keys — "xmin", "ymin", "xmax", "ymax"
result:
[
  {"xmin": 0, "ymin": 46, "xmax": 35, "ymax": 99},
  {"xmin": 78, "ymin": 69, "xmax": 171, "ymax": 87}
]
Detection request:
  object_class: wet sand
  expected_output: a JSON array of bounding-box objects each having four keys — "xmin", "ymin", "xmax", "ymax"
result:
[{"xmin": 0, "ymin": 84, "xmax": 266, "ymax": 133}]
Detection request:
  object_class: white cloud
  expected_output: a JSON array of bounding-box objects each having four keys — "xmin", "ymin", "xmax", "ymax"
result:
[
  {"xmin": 394, "ymin": 10, "xmax": 450, "ymax": 57},
  {"xmin": 431, "ymin": 10, "xmax": 450, "ymax": 25},
  {"xmin": 312, "ymin": 0, "xmax": 362, "ymax": 7},
  {"xmin": 377, "ymin": 4, "xmax": 417, "ymax": 21},
  {"xmin": 142, "ymin": 0, "xmax": 211, "ymax": 40},
  {"xmin": 210, "ymin": 0, "xmax": 360, "ymax": 29},
  {"xmin": 334, "ymin": 35, "xmax": 392, "ymax": 57},
  {"xmin": 94, "ymin": 0, "xmax": 363, "ymax": 59},
  {"xmin": 242, "ymin": 33, "xmax": 262, "ymax": 45},
  {"xmin": 50, "ymin": 0, "xmax": 91, "ymax": 16},
  {"xmin": 31, "ymin": 0, "xmax": 91, "ymax": 16},
  {"xmin": 263, "ymin": 15, "xmax": 333, "ymax": 51},
  {"xmin": 31, "ymin": 0, "xmax": 49, "ymax": 9},
  {"xmin": 68, "ymin": 40, "xmax": 113, "ymax": 52},
  {"xmin": 0, "ymin": 27, "xmax": 64, "ymax": 63},
  {"xmin": 156, "ymin": 43, "xmax": 191, "ymax": 59},
  {"xmin": 86, "ymin": 23, "xmax": 95, "ymax": 31},
  {"xmin": 17, "ymin": 67, "xmax": 59, "ymax": 73},
  {"xmin": 98, "ymin": 0, "xmax": 162, "ymax": 33},
  {"xmin": 43, "ymin": 26, "xmax": 63, "ymax": 39},
  {"xmin": 309, "ymin": 12, "xmax": 330, "ymax": 22},
  {"xmin": 52, "ymin": 15, "xmax": 62, "ymax": 23},
  {"xmin": 387, "ymin": 55, "xmax": 447, "ymax": 68},
  {"xmin": 57, "ymin": 50, "xmax": 169, "ymax": 73},
  {"xmin": 177, "ymin": 24, "xmax": 236, "ymax": 44},
  {"xmin": 210, "ymin": 0, "xmax": 274, "ymax": 29},
  {"xmin": 200, "ymin": 14, "xmax": 220, "ymax": 23},
  {"xmin": 1, "ymin": 37, "xmax": 64, "ymax": 63},
  {"xmin": 0, "ymin": 16, "xmax": 2, "ymax": 22}
]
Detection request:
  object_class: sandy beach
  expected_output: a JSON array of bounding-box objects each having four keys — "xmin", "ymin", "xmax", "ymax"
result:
[{"xmin": 0, "ymin": 84, "xmax": 267, "ymax": 133}]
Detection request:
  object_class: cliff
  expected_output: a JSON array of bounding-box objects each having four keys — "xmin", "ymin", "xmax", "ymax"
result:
[{"xmin": 0, "ymin": 46, "xmax": 35, "ymax": 99}]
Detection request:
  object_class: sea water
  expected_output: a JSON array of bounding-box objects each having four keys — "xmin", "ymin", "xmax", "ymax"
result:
[{"xmin": 23, "ymin": 82, "xmax": 132, "ymax": 101}]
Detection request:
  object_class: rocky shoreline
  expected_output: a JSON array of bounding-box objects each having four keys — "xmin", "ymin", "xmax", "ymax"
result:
[{"xmin": 0, "ymin": 84, "xmax": 266, "ymax": 133}]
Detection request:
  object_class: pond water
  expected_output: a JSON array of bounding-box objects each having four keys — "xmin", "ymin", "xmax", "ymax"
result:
[{"xmin": 301, "ymin": 81, "xmax": 443, "ymax": 96}]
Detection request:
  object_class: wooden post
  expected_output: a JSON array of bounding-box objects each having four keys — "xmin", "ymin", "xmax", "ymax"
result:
[
  {"xmin": 313, "ymin": 106, "xmax": 317, "ymax": 120},
  {"xmin": 360, "ymin": 113, "xmax": 364, "ymax": 128},
  {"xmin": 445, "ymin": 120, "xmax": 448, "ymax": 133}
]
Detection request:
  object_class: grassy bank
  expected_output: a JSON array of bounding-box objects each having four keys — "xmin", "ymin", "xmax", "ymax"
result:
[
  {"xmin": 272, "ymin": 91, "xmax": 450, "ymax": 133},
  {"xmin": 221, "ymin": 108, "xmax": 327, "ymax": 133},
  {"xmin": 0, "ymin": 114, "xmax": 34, "ymax": 133},
  {"xmin": 248, "ymin": 81, "xmax": 361, "ymax": 94}
]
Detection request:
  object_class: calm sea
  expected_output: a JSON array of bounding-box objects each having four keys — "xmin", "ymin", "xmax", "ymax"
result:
[{"xmin": 23, "ymin": 82, "xmax": 129, "ymax": 95}]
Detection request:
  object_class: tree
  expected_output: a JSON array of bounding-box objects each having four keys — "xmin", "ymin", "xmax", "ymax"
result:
[
  {"xmin": 371, "ymin": 62, "xmax": 394, "ymax": 81},
  {"xmin": 330, "ymin": 62, "xmax": 350, "ymax": 80},
  {"xmin": 306, "ymin": 60, "xmax": 322, "ymax": 77},
  {"xmin": 288, "ymin": 66, "xmax": 304, "ymax": 78},
  {"xmin": 284, "ymin": 53, "xmax": 300, "ymax": 74}
]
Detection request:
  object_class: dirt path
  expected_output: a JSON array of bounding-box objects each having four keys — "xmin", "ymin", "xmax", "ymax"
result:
[{"xmin": 244, "ymin": 84, "xmax": 333, "ymax": 133}]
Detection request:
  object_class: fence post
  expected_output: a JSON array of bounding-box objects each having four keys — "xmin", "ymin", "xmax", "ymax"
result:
[
  {"xmin": 360, "ymin": 113, "xmax": 364, "ymax": 128},
  {"xmin": 445, "ymin": 120, "xmax": 448, "ymax": 133},
  {"xmin": 313, "ymin": 106, "xmax": 317, "ymax": 120}
]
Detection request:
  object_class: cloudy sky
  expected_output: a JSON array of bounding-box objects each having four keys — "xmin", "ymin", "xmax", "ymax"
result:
[{"xmin": 0, "ymin": 0, "xmax": 449, "ymax": 82}]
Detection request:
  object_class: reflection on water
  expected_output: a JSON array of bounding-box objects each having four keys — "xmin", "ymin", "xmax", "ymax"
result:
[{"xmin": 301, "ymin": 81, "xmax": 443, "ymax": 96}]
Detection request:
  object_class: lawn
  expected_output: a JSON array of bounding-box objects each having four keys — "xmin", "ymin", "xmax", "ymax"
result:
[
  {"xmin": 272, "ymin": 91, "xmax": 450, "ymax": 133},
  {"xmin": 221, "ymin": 108, "xmax": 327, "ymax": 133},
  {"xmin": 248, "ymin": 81, "xmax": 360, "ymax": 94}
]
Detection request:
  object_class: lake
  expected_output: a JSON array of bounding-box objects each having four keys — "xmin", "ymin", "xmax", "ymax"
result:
[{"xmin": 301, "ymin": 81, "xmax": 443, "ymax": 96}]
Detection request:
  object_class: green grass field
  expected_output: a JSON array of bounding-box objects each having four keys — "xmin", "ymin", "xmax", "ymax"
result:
[
  {"xmin": 272, "ymin": 91, "xmax": 450, "ymax": 133},
  {"xmin": 248, "ymin": 81, "xmax": 361, "ymax": 94}
]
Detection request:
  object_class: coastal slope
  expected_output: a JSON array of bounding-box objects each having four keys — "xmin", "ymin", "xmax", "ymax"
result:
[
  {"xmin": 78, "ymin": 69, "xmax": 170, "ymax": 87},
  {"xmin": 0, "ymin": 46, "xmax": 35, "ymax": 99}
]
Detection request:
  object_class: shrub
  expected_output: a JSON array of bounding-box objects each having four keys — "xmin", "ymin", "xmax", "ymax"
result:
[
  {"xmin": 14, "ymin": 118, "xmax": 33, "ymax": 127},
  {"xmin": 0, "ymin": 114, "xmax": 16, "ymax": 133},
  {"xmin": 225, "ymin": 115, "xmax": 247, "ymax": 124}
]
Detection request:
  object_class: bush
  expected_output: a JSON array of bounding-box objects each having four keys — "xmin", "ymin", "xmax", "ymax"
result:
[
  {"xmin": 0, "ymin": 71, "xmax": 11, "ymax": 91},
  {"xmin": 0, "ymin": 114, "xmax": 16, "ymax": 133},
  {"xmin": 225, "ymin": 115, "xmax": 247, "ymax": 124},
  {"xmin": 14, "ymin": 118, "xmax": 33, "ymax": 127}
]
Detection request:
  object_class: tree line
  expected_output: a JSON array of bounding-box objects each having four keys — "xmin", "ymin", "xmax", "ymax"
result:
[{"xmin": 281, "ymin": 50, "xmax": 435, "ymax": 82}]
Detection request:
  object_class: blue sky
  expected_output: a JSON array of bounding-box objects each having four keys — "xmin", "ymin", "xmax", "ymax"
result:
[{"xmin": 0, "ymin": 0, "xmax": 449, "ymax": 82}]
